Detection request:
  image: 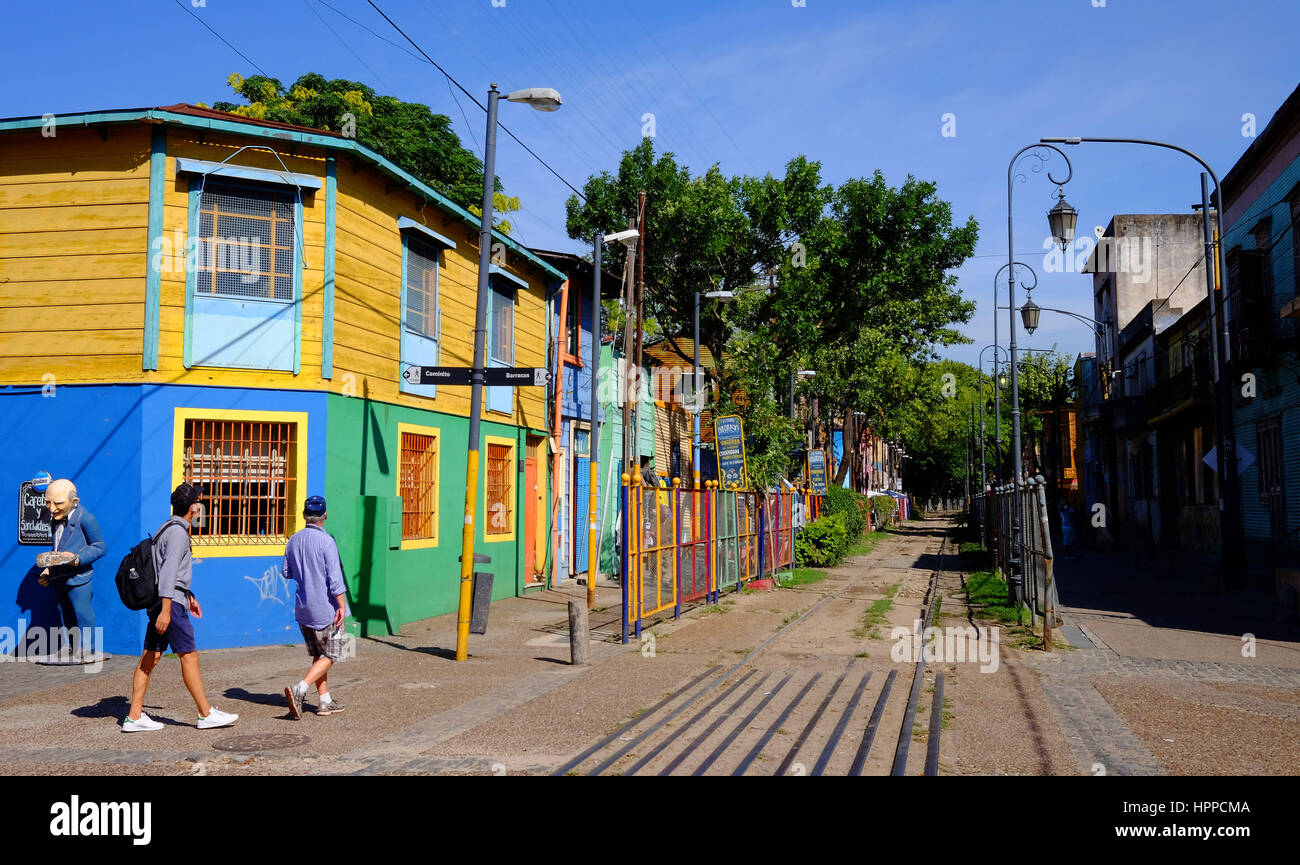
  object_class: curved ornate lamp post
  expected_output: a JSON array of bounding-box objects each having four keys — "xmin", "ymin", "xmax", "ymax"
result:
[
  {"xmin": 978, "ymin": 342, "xmax": 1010, "ymax": 487},
  {"xmin": 1041, "ymin": 135, "xmax": 1239, "ymax": 590},
  {"xmin": 1006, "ymin": 144, "xmax": 1076, "ymax": 605}
]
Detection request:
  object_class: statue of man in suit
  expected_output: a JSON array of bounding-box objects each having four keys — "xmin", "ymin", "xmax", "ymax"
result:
[{"xmin": 37, "ymin": 478, "xmax": 106, "ymax": 660}]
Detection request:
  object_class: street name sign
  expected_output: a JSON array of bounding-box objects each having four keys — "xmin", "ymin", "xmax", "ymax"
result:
[{"xmin": 402, "ymin": 366, "xmax": 553, "ymax": 387}]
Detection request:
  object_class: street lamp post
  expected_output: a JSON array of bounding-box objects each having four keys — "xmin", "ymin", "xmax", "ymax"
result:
[
  {"xmin": 1006, "ymin": 144, "xmax": 1076, "ymax": 606},
  {"xmin": 978, "ymin": 343, "xmax": 1009, "ymax": 487},
  {"xmin": 457, "ymin": 83, "xmax": 562, "ymax": 662},
  {"xmin": 587, "ymin": 228, "xmax": 639, "ymax": 609},
  {"xmin": 1041, "ymin": 135, "xmax": 1239, "ymax": 590}
]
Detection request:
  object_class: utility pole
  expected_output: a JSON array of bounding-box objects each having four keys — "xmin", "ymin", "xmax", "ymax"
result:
[
  {"xmin": 633, "ymin": 190, "xmax": 646, "ymax": 480},
  {"xmin": 620, "ymin": 229, "xmax": 636, "ymax": 481}
]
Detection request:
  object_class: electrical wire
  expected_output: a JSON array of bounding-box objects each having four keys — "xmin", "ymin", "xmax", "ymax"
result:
[
  {"xmin": 170, "ymin": 0, "xmax": 271, "ymax": 78},
  {"xmin": 365, "ymin": 0, "xmax": 587, "ymax": 202}
]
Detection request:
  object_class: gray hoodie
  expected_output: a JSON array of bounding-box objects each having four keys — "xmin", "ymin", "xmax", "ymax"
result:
[{"xmin": 153, "ymin": 516, "xmax": 194, "ymax": 604}]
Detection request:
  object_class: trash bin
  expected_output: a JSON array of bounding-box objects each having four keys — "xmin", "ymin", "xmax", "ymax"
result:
[{"xmin": 460, "ymin": 553, "xmax": 493, "ymax": 634}]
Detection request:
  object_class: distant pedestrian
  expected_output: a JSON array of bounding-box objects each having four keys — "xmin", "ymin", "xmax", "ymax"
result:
[
  {"xmin": 35, "ymin": 478, "xmax": 106, "ymax": 660},
  {"xmin": 123, "ymin": 483, "xmax": 238, "ymax": 732},
  {"xmin": 282, "ymin": 496, "xmax": 349, "ymax": 719},
  {"xmin": 1059, "ymin": 498, "xmax": 1076, "ymax": 557}
]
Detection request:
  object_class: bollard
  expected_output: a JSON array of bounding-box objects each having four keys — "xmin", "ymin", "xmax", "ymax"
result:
[{"xmin": 568, "ymin": 599, "xmax": 590, "ymax": 666}]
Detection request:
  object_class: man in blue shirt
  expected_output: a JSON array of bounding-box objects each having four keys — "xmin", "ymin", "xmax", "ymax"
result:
[{"xmin": 282, "ymin": 495, "xmax": 349, "ymax": 719}]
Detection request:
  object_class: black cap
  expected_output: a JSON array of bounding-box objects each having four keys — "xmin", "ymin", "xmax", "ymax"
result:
[{"xmin": 171, "ymin": 482, "xmax": 203, "ymax": 511}]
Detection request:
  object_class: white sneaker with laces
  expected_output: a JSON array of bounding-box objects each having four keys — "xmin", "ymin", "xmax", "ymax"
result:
[
  {"xmin": 197, "ymin": 707, "xmax": 239, "ymax": 729},
  {"xmin": 122, "ymin": 712, "xmax": 164, "ymax": 732}
]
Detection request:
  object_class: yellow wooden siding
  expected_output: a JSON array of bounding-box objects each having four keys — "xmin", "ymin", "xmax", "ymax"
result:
[
  {"xmin": 0, "ymin": 126, "xmax": 148, "ymax": 381},
  {"xmin": 333, "ymin": 167, "xmax": 550, "ymax": 429},
  {"xmin": 0, "ymin": 122, "xmax": 552, "ymax": 424}
]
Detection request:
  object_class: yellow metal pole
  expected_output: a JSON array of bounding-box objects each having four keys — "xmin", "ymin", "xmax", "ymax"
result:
[
  {"xmin": 631, "ymin": 475, "xmax": 641, "ymax": 620},
  {"xmin": 672, "ymin": 477, "xmax": 681, "ymax": 610},
  {"xmin": 457, "ymin": 449, "xmax": 479, "ymax": 662}
]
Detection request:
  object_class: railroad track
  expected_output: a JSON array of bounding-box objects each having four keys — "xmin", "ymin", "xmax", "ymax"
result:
[{"xmin": 553, "ymin": 529, "xmax": 951, "ymax": 776}]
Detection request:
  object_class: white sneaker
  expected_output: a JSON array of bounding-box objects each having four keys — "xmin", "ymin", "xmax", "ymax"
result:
[
  {"xmin": 196, "ymin": 707, "xmax": 239, "ymax": 729},
  {"xmin": 122, "ymin": 712, "xmax": 164, "ymax": 732}
]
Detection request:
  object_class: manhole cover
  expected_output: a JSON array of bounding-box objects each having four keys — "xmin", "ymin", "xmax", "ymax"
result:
[{"xmin": 211, "ymin": 733, "xmax": 310, "ymax": 752}]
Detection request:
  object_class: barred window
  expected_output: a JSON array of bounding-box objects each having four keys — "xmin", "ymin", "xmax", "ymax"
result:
[
  {"xmin": 196, "ymin": 183, "xmax": 295, "ymax": 301},
  {"xmin": 182, "ymin": 419, "xmax": 298, "ymax": 544},
  {"xmin": 485, "ymin": 442, "xmax": 514, "ymax": 535},
  {"xmin": 405, "ymin": 236, "xmax": 439, "ymax": 338},
  {"xmin": 400, "ymin": 430, "xmax": 439, "ymax": 542}
]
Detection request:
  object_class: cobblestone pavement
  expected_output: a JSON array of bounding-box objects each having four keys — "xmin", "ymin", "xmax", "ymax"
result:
[{"xmin": 1025, "ymin": 636, "xmax": 1300, "ymax": 776}]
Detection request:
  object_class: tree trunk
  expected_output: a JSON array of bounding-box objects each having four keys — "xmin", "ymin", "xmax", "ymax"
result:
[{"xmin": 834, "ymin": 404, "xmax": 853, "ymax": 486}]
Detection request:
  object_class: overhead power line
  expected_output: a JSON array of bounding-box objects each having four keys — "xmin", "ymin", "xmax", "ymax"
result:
[
  {"xmin": 171, "ymin": 0, "xmax": 271, "ymax": 78},
  {"xmin": 365, "ymin": 0, "xmax": 587, "ymax": 202}
]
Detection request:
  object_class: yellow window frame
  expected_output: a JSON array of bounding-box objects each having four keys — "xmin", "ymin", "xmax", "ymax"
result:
[
  {"xmin": 482, "ymin": 434, "xmax": 517, "ymax": 543},
  {"xmin": 397, "ymin": 422, "xmax": 440, "ymax": 550},
  {"xmin": 171, "ymin": 407, "xmax": 309, "ymax": 558}
]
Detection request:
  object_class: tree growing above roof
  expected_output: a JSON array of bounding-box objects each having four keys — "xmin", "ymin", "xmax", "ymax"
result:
[{"xmin": 213, "ymin": 72, "xmax": 519, "ymax": 230}]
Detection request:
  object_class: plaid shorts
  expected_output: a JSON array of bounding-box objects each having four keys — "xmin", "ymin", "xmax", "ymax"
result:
[{"xmin": 299, "ymin": 621, "xmax": 347, "ymax": 661}]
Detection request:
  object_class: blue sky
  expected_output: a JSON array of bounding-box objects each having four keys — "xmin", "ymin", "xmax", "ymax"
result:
[{"xmin": 5, "ymin": 0, "xmax": 1298, "ymax": 370}]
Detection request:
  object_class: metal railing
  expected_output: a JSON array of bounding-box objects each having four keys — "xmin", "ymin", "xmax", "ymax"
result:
[
  {"xmin": 969, "ymin": 474, "xmax": 1060, "ymax": 649},
  {"xmin": 620, "ymin": 476, "xmax": 824, "ymax": 642}
]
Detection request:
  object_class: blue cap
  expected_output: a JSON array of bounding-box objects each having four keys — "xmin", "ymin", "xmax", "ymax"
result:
[{"xmin": 304, "ymin": 495, "xmax": 327, "ymax": 516}]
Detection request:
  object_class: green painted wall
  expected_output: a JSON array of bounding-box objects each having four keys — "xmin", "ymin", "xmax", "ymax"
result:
[
  {"xmin": 325, "ymin": 394, "xmax": 544, "ymax": 636},
  {"xmin": 597, "ymin": 344, "xmax": 622, "ymax": 577}
]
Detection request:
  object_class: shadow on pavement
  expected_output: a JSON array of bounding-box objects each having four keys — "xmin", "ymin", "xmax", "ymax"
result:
[{"xmin": 1052, "ymin": 549, "xmax": 1300, "ymax": 644}]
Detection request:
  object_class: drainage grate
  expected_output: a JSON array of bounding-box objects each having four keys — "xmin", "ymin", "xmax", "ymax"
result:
[{"xmin": 211, "ymin": 733, "xmax": 310, "ymax": 752}]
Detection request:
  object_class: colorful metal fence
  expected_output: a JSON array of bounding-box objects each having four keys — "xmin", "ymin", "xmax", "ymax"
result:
[{"xmin": 620, "ymin": 477, "xmax": 824, "ymax": 642}]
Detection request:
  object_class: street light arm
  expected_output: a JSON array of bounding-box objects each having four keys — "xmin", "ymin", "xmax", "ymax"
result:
[
  {"xmin": 993, "ymin": 261, "xmax": 1039, "ymax": 293},
  {"xmin": 1042, "ymin": 137, "xmax": 1220, "ymax": 193},
  {"xmin": 1010, "ymin": 143, "xmax": 1074, "ymax": 190}
]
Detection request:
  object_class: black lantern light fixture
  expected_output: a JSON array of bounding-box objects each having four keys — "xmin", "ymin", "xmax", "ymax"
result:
[
  {"xmin": 1047, "ymin": 188, "xmax": 1079, "ymax": 251},
  {"xmin": 1021, "ymin": 296, "xmax": 1041, "ymax": 335}
]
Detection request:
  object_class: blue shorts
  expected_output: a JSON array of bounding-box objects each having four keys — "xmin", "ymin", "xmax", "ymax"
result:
[{"xmin": 144, "ymin": 597, "xmax": 197, "ymax": 654}]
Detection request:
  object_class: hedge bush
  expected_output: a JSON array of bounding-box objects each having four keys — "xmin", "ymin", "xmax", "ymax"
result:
[
  {"xmin": 794, "ymin": 512, "xmax": 848, "ymax": 567},
  {"xmin": 870, "ymin": 494, "xmax": 897, "ymax": 529},
  {"xmin": 826, "ymin": 485, "xmax": 870, "ymax": 539}
]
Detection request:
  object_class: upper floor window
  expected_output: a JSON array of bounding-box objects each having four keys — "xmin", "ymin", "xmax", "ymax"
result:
[
  {"xmin": 197, "ymin": 183, "xmax": 295, "ymax": 302},
  {"xmin": 490, "ymin": 285, "xmax": 514, "ymax": 365},
  {"xmin": 397, "ymin": 218, "xmax": 456, "ymax": 399},
  {"xmin": 405, "ymin": 235, "xmax": 440, "ymax": 339},
  {"xmin": 564, "ymin": 291, "xmax": 581, "ymax": 363}
]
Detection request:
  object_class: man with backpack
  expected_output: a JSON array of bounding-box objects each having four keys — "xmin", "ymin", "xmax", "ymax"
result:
[{"xmin": 121, "ymin": 482, "xmax": 238, "ymax": 732}]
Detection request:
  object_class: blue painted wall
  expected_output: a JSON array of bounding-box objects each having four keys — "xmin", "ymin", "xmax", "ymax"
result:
[
  {"xmin": 0, "ymin": 383, "xmax": 327, "ymax": 654},
  {"xmin": 1, "ymin": 384, "xmax": 144, "ymax": 655},
  {"xmin": 1222, "ymin": 150, "xmax": 1300, "ymax": 554}
]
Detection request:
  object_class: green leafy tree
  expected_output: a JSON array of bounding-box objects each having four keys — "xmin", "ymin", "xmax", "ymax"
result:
[
  {"xmin": 565, "ymin": 140, "xmax": 825, "ymax": 486},
  {"xmin": 212, "ymin": 73, "xmax": 519, "ymax": 229},
  {"xmin": 761, "ymin": 172, "xmax": 980, "ymax": 487}
]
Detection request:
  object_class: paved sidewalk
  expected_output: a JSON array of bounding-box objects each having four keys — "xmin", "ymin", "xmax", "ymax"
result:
[{"xmin": 1024, "ymin": 550, "xmax": 1300, "ymax": 775}]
